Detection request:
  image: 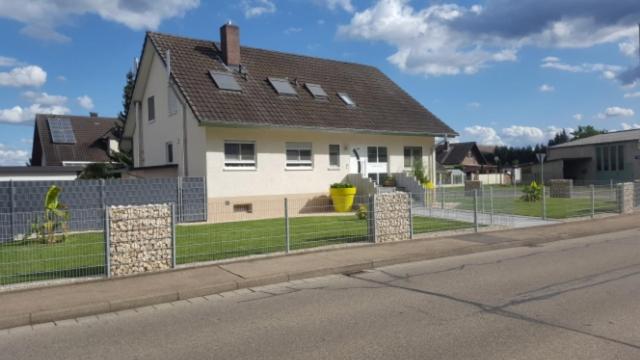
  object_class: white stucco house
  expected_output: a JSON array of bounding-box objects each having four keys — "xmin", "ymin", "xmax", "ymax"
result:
[{"xmin": 122, "ymin": 23, "xmax": 456, "ymax": 219}]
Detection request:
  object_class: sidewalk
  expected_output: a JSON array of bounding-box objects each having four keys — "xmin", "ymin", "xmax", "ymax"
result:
[{"xmin": 0, "ymin": 213, "xmax": 638, "ymax": 330}]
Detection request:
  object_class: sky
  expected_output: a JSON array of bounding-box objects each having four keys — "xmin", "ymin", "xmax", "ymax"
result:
[{"xmin": 1, "ymin": 0, "xmax": 640, "ymax": 165}]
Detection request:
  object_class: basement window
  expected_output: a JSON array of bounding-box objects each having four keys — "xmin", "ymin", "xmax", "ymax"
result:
[{"xmin": 233, "ymin": 203, "xmax": 253, "ymax": 213}]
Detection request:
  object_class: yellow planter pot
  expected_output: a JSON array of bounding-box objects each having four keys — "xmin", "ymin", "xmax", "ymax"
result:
[{"xmin": 330, "ymin": 187, "xmax": 357, "ymax": 212}]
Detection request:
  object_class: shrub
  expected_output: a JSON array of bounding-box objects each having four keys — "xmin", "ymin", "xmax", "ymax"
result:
[
  {"xmin": 330, "ymin": 183, "xmax": 355, "ymax": 189},
  {"xmin": 356, "ymin": 204, "xmax": 368, "ymax": 220},
  {"xmin": 521, "ymin": 181, "xmax": 542, "ymax": 202}
]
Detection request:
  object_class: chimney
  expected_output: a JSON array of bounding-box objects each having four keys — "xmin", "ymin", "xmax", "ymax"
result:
[{"xmin": 220, "ymin": 22, "xmax": 240, "ymax": 66}]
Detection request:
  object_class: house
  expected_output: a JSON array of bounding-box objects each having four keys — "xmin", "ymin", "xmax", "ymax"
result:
[
  {"xmin": 121, "ymin": 23, "xmax": 456, "ymax": 218},
  {"xmin": 30, "ymin": 113, "xmax": 120, "ymax": 168},
  {"xmin": 0, "ymin": 166, "xmax": 83, "ymax": 181},
  {"xmin": 547, "ymin": 129, "xmax": 640, "ymax": 184},
  {"xmin": 436, "ymin": 142, "xmax": 496, "ymax": 183}
]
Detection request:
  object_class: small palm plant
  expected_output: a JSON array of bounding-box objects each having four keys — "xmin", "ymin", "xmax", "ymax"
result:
[
  {"xmin": 521, "ymin": 181, "xmax": 542, "ymax": 202},
  {"xmin": 31, "ymin": 185, "xmax": 70, "ymax": 244}
]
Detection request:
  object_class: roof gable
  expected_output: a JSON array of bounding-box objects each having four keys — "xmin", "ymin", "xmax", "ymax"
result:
[
  {"xmin": 436, "ymin": 142, "xmax": 488, "ymax": 166},
  {"xmin": 143, "ymin": 31, "xmax": 456, "ymax": 136}
]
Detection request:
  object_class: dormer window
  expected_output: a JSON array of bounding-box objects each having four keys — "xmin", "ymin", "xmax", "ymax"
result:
[
  {"xmin": 337, "ymin": 92, "xmax": 356, "ymax": 107},
  {"xmin": 268, "ymin": 77, "xmax": 297, "ymax": 96}
]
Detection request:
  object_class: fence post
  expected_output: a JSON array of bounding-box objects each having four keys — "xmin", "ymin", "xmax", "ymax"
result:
[
  {"xmin": 368, "ymin": 194, "xmax": 376, "ymax": 243},
  {"xmin": 441, "ymin": 186, "xmax": 445, "ymax": 210},
  {"xmin": 9, "ymin": 180, "xmax": 15, "ymax": 241},
  {"xmin": 408, "ymin": 195, "xmax": 413, "ymax": 239},
  {"xmin": 171, "ymin": 203, "xmax": 177, "ymax": 268},
  {"xmin": 100, "ymin": 179, "xmax": 106, "ymax": 209},
  {"xmin": 590, "ymin": 185, "xmax": 595, "ymax": 218},
  {"xmin": 473, "ymin": 189, "xmax": 479, "ymax": 233},
  {"xmin": 284, "ymin": 197, "xmax": 290, "ymax": 254},
  {"xmin": 489, "ymin": 186, "xmax": 494, "ymax": 225},
  {"xmin": 481, "ymin": 184, "xmax": 486, "ymax": 214},
  {"xmin": 542, "ymin": 186, "xmax": 547, "ymax": 220},
  {"xmin": 104, "ymin": 206, "xmax": 111, "ymax": 278},
  {"xmin": 177, "ymin": 176, "xmax": 183, "ymax": 223}
]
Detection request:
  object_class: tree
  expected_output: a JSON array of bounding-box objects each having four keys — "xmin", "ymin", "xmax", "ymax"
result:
[
  {"xmin": 548, "ymin": 129, "xmax": 570, "ymax": 146},
  {"xmin": 571, "ymin": 125, "xmax": 607, "ymax": 141},
  {"xmin": 112, "ymin": 70, "xmax": 135, "ymax": 158}
]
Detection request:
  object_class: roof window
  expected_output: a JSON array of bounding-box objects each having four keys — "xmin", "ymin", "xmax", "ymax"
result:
[
  {"xmin": 210, "ymin": 70, "xmax": 242, "ymax": 92},
  {"xmin": 337, "ymin": 92, "xmax": 356, "ymax": 107},
  {"xmin": 268, "ymin": 77, "xmax": 297, "ymax": 96},
  {"xmin": 305, "ymin": 83, "xmax": 328, "ymax": 99}
]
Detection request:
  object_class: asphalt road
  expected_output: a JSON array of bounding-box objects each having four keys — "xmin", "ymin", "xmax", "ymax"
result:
[{"xmin": 2, "ymin": 228, "xmax": 640, "ymax": 359}]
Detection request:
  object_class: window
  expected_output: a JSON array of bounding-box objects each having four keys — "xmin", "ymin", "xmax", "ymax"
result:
[
  {"xmin": 286, "ymin": 142, "xmax": 312, "ymax": 168},
  {"xmin": 268, "ymin": 77, "xmax": 297, "ymax": 96},
  {"xmin": 611, "ymin": 145, "xmax": 617, "ymax": 171},
  {"xmin": 404, "ymin": 146, "xmax": 422, "ymax": 168},
  {"xmin": 618, "ymin": 145, "xmax": 624, "ymax": 170},
  {"xmin": 329, "ymin": 144, "xmax": 340, "ymax": 168},
  {"xmin": 305, "ymin": 83, "xmax": 328, "ymax": 99},
  {"xmin": 224, "ymin": 141, "xmax": 256, "ymax": 168},
  {"xmin": 166, "ymin": 142, "xmax": 174, "ymax": 163},
  {"xmin": 210, "ymin": 71, "xmax": 242, "ymax": 92},
  {"xmin": 168, "ymin": 88, "xmax": 179, "ymax": 115},
  {"xmin": 367, "ymin": 146, "xmax": 387, "ymax": 163},
  {"xmin": 603, "ymin": 146, "xmax": 609, "ymax": 171},
  {"xmin": 147, "ymin": 96, "xmax": 155, "ymax": 122},
  {"xmin": 337, "ymin": 92, "xmax": 356, "ymax": 106},
  {"xmin": 596, "ymin": 147, "xmax": 602, "ymax": 171}
]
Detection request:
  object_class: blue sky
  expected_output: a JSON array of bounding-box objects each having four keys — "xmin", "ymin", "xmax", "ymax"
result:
[{"xmin": 1, "ymin": 0, "xmax": 640, "ymax": 165}]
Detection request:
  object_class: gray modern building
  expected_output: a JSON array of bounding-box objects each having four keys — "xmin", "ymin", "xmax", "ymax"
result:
[{"xmin": 547, "ymin": 129, "xmax": 640, "ymax": 184}]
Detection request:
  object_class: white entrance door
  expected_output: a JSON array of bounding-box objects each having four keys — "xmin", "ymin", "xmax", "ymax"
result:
[{"xmin": 366, "ymin": 146, "xmax": 388, "ymax": 184}]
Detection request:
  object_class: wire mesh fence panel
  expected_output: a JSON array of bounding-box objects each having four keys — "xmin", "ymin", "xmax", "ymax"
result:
[{"xmin": 0, "ymin": 209, "xmax": 105, "ymax": 286}]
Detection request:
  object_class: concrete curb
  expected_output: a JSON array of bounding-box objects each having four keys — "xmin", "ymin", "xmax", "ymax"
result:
[{"xmin": 0, "ymin": 232, "xmax": 586, "ymax": 330}]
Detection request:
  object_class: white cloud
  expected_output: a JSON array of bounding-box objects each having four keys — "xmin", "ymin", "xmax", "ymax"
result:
[
  {"xmin": 0, "ymin": 143, "xmax": 29, "ymax": 166},
  {"xmin": 76, "ymin": 95, "xmax": 94, "ymax": 110},
  {"xmin": 22, "ymin": 91, "xmax": 67, "ymax": 106},
  {"xmin": 0, "ymin": 103, "xmax": 70, "ymax": 124},
  {"xmin": 573, "ymin": 113, "xmax": 584, "ymax": 121},
  {"xmin": 539, "ymin": 84, "xmax": 555, "ymax": 92},
  {"xmin": 501, "ymin": 125, "xmax": 546, "ymax": 144},
  {"xmin": 621, "ymin": 122, "xmax": 640, "ymax": 130},
  {"xmin": 624, "ymin": 92, "xmax": 640, "ymax": 98},
  {"xmin": 0, "ymin": 65, "xmax": 46, "ymax": 87},
  {"xmin": 463, "ymin": 125, "xmax": 504, "ymax": 145},
  {"xmin": 319, "ymin": 0, "xmax": 355, "ymax": 13},
  {"xmin": 0, "ymin": 0, "xmax": 200, "ymax": 42},
  {"xmin": 467, "ymin": 101, "xmax": 481, "ymax": 108},
  {"xmin": 596, "ymin": 106, "xmax": 635, "ymax": 119},
  {"xmin": 243, "ymin": 0, "xmax": 276, "ymax": 18},
  {"xmin": 56, "ymin": 75, "xmax": 67, "ymax": 82},
  {"xmin": 339, "ymin": 0, "xmax": 640, "ymax": 77},
  {"xmin": 0, "ymin": 56, "xmax": 19, "ymax": 67},
  {"xmin": 284, "ymin": 27, "xmax": 302, "ymax": 35},
  {"xmin": 619, "ymin": 40, "xmax": 638, "ymax": 57},
  {"xmin": 541, "ymin": 57, "xmax": 623, "ymax": 79}
]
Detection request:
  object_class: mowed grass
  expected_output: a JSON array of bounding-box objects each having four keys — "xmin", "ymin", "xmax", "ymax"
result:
[{"xmin": 0, "ymin": 215, "xmax": 472, "ymax": 285}]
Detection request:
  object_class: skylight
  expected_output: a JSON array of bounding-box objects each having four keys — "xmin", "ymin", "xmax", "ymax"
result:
[
  {"xmin": 47, "ymin": 118, "xmax": 76, "ymax": 144},
  {"xmin": 268, "ymin": 77, "xmax": 297, "ymax": 96},
  {"xmin": 337, "ymin": 92, "xmax": 356, "ymax": 107},
  {"xmin": 305, "ymin": 83, "xmax": 328, "ymax": 99},
  {"xmin": 210, "ymin": 71, "xmax": 242, "ymax": 92}
]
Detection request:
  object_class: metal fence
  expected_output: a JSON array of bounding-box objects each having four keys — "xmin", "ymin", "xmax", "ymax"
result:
[
  {"xmin": 0, "ymin": 183, "xmax": 629, "ymax": 288},
  {"xmin": 0, "ymin": 177, "xmax": 206, "ymax": 243}
]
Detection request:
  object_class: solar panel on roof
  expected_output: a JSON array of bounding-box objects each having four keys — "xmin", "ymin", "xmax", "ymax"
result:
[
  {"xmin": 47, "ymin": 118, "xmax": 76, "ymax": 144},
  {"xmin": 305, "ymin": 83, "xmax": 328, "ymax": 99},
  {"xmin": 338, "ymin": 92, "xmax": 356, "ymax": 107},
  {"xmin": 209, "ymin": 70, "xmax": 242, "ymax": 92},
  {"xmin": 268, "ymin": 77, "xmax": 297, "ymax": 96}
]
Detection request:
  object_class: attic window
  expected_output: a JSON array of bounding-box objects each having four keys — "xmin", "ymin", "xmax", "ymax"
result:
[
  {"xmin": 305, "ymin": 83, "xmax": 328, "ymax": 99},
  {"xmin": 47, "ymin": 118, "xmax": 76, "ymax": 144},
  {"xmin": 337, "ymin": 92, "xmax": 356, "ymax": 107},
  {"xmin": 268, "ymin": 77, "xmax": 297, "ymax": 96},
  {"xmin": 210, "ymin": 70, "xmax": 242, "ymax": 92}
]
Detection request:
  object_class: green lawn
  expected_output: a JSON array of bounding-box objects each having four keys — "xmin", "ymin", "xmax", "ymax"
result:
[{"xmin": 0, "ymin": 215, "xmax": 472, "ymax": 285}]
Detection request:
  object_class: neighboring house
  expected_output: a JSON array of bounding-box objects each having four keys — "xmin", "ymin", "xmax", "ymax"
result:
[
  {"xmin": 436, "ymin": 142, "xmax": 496, "ymax": 182},
  {"xmin": 547, "ymin": 129, "xmax": 640, "ymax": 184},
  {"xmin": 30, "ymin": 113, "xmax": 119, "ymax": 168},
  {"xmin": 122, "ymin": 23, "xmax": 456, "ymax": 217}
]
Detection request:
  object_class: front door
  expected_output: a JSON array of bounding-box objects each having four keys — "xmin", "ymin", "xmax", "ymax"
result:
[{"xmin": 367, "ymin": 146, "xmax": 388, "ymax": 184}]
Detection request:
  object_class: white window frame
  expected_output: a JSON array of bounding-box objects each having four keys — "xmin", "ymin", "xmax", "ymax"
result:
[
  {"xmin": 224, "ymin": 141, "xmax": 256, "ymax": 170},
  {"xmin": 329, "ymin": 144, "xmax": 340, "ymax": 169},
  {"xmin": 286, "ymin": 142, "xmax": 313, "ymax": 169},
  {"xmin": 403, "ymin": 146, "xmax": 423, "ymax": 169}
]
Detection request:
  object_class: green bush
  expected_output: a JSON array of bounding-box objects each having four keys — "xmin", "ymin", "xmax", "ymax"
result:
[
  {"xmin": 330, "ymin": 183, "xmax": 355, "ymax": 189},
  {"xmin": 521, "ymin": 181, "xmax": 542, "ymax": 202},
  {"xmin": 355, "ymin": 204, "xmax": 368, "ymax": 220}
]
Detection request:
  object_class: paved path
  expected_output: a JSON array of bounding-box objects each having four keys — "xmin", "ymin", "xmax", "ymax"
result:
[
  {"xmin": 0, "ymin": 213, "xmax": 638, "ymax": 330},
  {"xmin": 2, "ymin": 228, "xmax": 639, "ymax": 359},
  {"xmin": 414, "ymin": 206, "xmax": 558, "ymax": 228}
]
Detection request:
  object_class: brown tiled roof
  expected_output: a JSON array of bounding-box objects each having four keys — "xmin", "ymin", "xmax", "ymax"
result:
[
  {"xmin": 436, "ymin": 142, "xmax": 488, "ymax": 166},
  {"xmin": 146, "ymin": 32, "xmax": 456, "ymax": 136},
  {"xmin": 31, "ymin": 114, "xmax": 118, "ymax": 166}
]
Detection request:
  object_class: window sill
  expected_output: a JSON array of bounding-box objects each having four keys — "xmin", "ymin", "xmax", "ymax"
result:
[
  {"xmin": 285, "ymin": 167, "xmax": 313, "ymax": 171},
  {"xmin": 327, "ymin": 167, "xmax": 341, "ymax": 171},
  {"xmin": 223, "ymin": 166, "xmax": 257, "ymax": 171}
]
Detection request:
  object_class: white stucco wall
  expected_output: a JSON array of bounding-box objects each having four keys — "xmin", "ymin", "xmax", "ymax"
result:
[{"xmin": 205, "ymin": 126, "xmax": 436, "ymax": 198}]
